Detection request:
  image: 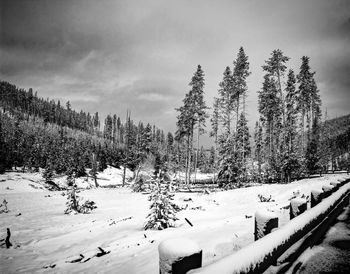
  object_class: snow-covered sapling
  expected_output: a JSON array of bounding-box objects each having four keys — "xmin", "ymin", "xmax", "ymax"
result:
[
  {"xmin": 64, "ymin": 186, "xmax": 97, "ymax": 214},
  {"xmin": 0, "ymin": 199, "xmax": 9, "ymax": 213},
  {"xmin": 132, "ymin": 177, "xmax": 146, "ymax": 192},
  {"xmin": 144, "ymin": 176, "xmax": 179, "ymax": 230},
  {"xmin": 258, "ymin": 194, "xmax": 275, "ymax": 202}
]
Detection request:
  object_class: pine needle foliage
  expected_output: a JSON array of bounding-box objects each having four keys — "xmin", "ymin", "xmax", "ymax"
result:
[
  {"xmin": 64, "ymin": 186, "xmax": 97, "ymax": 214},
  {"xmin": 144, "ymin": 175, "xmax": 179, "ymax": 230}
]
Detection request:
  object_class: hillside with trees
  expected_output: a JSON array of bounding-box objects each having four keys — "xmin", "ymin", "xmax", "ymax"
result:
[{"xmin": 0, "ymin": 81, "xmax": 193, "ymax": 179}]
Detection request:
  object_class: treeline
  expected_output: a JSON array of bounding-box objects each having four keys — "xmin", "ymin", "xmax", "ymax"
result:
[
  {"xmin": 0, "ymin": 81, "xmax": 215, "ymax": 176},
  {"xmin": 175, "ymin": 47, "xmax": 350, "ymax": 186}
]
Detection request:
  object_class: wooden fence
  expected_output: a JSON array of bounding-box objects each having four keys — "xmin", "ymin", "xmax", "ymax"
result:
[{"xmin": 158, "ymin": 177, "xmax": 350, "ymax": 274}]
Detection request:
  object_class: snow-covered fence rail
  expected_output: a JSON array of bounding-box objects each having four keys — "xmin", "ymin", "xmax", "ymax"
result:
[{"xmin": 183, "ymin": 178, "xmax": 350, "ymax": 274}]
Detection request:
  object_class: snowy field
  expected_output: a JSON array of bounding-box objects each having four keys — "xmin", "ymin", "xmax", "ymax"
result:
[{"xmin": 0, "ymin": 171, "xmax": 349, "ymax": 274}]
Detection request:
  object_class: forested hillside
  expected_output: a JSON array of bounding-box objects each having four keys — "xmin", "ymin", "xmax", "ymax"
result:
[{"xmin": 0, "ymin": 81, "xmax": 216, "ymax": 178}]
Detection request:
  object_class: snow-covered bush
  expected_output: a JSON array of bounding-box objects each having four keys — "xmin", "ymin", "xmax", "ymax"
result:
[
  {"xmin": 258, "ymin": 194, "xmax": 275, "ymax": 202},
  {"xmin": 144, "ymin": 177, "xmax": 179, "ymax": 230},
  {"xmin": 64, "ymin": 187, "xmax": 97, "ymax": 214},
  {"xmin": 0, "ymin": 199, "xmax": 9, "ymax": 213},
  {"xmin": 132, "ymin": 176, "xmax": 148, "ymax": 192}
]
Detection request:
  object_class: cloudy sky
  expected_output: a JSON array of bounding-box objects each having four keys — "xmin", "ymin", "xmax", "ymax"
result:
[{"xmin": 1, "ymin": 0, "xmax": 350, "ymax": 142}]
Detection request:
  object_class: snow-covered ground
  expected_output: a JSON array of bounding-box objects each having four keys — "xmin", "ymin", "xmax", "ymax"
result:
[
  {"xmin": 174, "ymin": 171, "xmax": 215, "ymax": 182},
  {"xmin": 0, "ymin": 171, "xmax": 349, "ymax": 274}
]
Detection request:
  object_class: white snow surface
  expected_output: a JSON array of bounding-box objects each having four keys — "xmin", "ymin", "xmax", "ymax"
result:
[
  {"xmin": 159, "ymin": 238, "xmax": 201, "ymax": 258},
  {"xmin": 255, "ymin": 209, "xmax": 278, "ymax": 221},
  {"xmin": 0, "ymin": 172, "xmax": 349, "ymax": 274},
  {"xmin": 174, "ymin": 172, "xmax": 214, "ymax": 181},
  {"xmin": 322, "ymin": 184, "xmax": 334, "ymax": 192}
]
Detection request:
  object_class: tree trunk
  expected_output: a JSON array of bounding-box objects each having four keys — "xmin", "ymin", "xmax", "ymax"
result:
[
  {"xmin": 194, "ymin": 126, "xmax": 200, "ymax": 184},
  {"xmin": 122, "ymin": 165, "xmax": 126, "ymax": 186},
  {"xmin": 236, "ymin": 95, "xmax": 239, "ymax": 134},
  {"xmin": 186, "ymin": 134, "xmax": 191, "ymax": 185},
  {"xmin": 92, "ymin": 153, "xmax": 99, "ymax": 187}
]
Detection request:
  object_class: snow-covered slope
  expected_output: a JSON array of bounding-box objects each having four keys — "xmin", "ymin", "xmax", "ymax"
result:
[{"xmin": 0, "ymin": 172, "xmax": 348, "ymax": 274}]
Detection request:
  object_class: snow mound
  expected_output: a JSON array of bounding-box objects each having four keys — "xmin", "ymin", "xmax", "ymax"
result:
[
  {"xmin": 97, "ymin": 165, "xmax": 133, "ymax": 185},
  {"xmin": 159, "ymin": 238, "xmax": 201, "ymax": 273},
  {"xmin": 255, "ymin": 209, "xmax": 278, "ymax": 221},
  {"xmin": 52, "ymin": 166, "xmax": 134, "ymax": 189}
]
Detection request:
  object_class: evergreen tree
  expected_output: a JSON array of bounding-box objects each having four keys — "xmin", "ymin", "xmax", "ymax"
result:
[
  {"xmin": 217, "ymin": 133, "xmax": 238, "ymax": 187},
  {"xmin": 262, "ymin": 49, "xmax": 289, "ymax": 125},
  {"xmin": 282, "ymin": 69, "xmax": 300, "ymax": 182},
  {"xmin": 176, "ymin": 65, "xmax": 207, "ymax": 184},
  {"xmin": 259, "ymin": 50, "xmax": 289, "ymax": 182},
  {"xmin": 43, "ymin": 160, "xmax": 54, "ymax": 182},
  {"xmin": 104, "ymin": 114, "xmax": 113, "ymax": 141},
  {"xmin": 297, "ymin": 56, "xmax": 322, "ymax": 175},
  {"xmin": 216, "ymin": 67, "xmax": 238, "ymax": 186},
  {"xmin": 112, "ymin": 114, "xmax": 117, "ymax": 144},
  {"xmin": 93, "ymin": 112, "xmax": 100, "ymax": 133},
  {"xmin": 233, "ymin": 47, "xmax": 251, "ymax": 123},
  {"xmin": 144, "ymin": 177, "xmax": 179, "ymax": 230},
  {"xmin": 236, "ymin": 112, "xmax": 251, "ymax": 181},
  {"xmin": 166, "ymin": 132, "xmax": 174, "ymax": 169},
  {"xmin": 254, "ymin": 121, "xmax": 263, "ymax": 180},
  {"xmin": 258, "ymin": 74, "xmax": 282, "ymax": 181},
  {"xmin": 218, "ymin": 66, "xmax": 235, "ymax": 134},
  {"xmin": 210, "ymin": 98, "xmax": 220, "ymax": 179},
  {"xmin": 0, "ymin": 113, "xmax": 9, "ymax": 173},
  {"xmin": 297, "ymin": 56, "xmax": 316, "ymax": 149},
  {"xmin": 141, "ymin": 123, "xmax": 152, "ymax": 154},
  {"xmin": 305, "ymin": 117, "xmax": 321, "ymax": 175}
]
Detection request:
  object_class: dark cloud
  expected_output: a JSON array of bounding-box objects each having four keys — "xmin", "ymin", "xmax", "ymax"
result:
[{"xmin": 1, "ymin": 0, "xmax": 350, "ymax": 140}]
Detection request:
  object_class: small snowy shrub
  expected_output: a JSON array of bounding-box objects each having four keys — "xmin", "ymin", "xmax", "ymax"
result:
[
  {"xmin": 132, "ymin": 177, "xmax": 146, "ymax": 192},
  {"xmin": 144, "ymin": 178, "xmax": 179, "ymax": 230},
  {"xmin": 258, "ymin": 194, "xmax": 275, "ymax": 202},
  {"xmin": 0, "ymin": 199, "xmax": 9, "ymax": 213},
  {"xmin": 64, "ymin": 187, "xmax": 97, "ymax": 214}
]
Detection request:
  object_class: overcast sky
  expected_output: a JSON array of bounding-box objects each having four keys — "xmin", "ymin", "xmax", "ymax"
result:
[{"xmin": 1, "ymin": 0, "xmax": 350, "ymax": 143}]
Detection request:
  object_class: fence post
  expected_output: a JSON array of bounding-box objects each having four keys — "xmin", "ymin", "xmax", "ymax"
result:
[
  {"xmin": 255, "ymin": 209, "xmax": 278, "ymax": 241},
  {"xmin": 338, "ymin": 178, "xmax": 347, "ymax": 187},
  {"xmin": 322, "ymin": 185, "xmax": 334, "ymax": 198},
  {"xmin": 158, "ymin": 238, "xmax": 202, "ymax": 274},
  {"xmin": 311, "ymin": 189, "xmax": 324, "ymax": 208},
  {"xmin": 290, "ymin": 198, "xmax": 307, "ymax": 219},
  {"xmin": 330, "ymin": 181, "xmax": 341, "ymax": 191}
]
